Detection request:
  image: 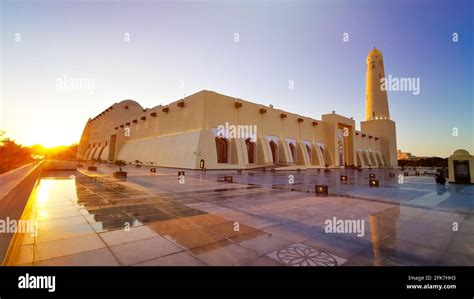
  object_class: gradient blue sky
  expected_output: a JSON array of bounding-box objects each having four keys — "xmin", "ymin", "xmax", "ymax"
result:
[{"xmin": 1, "ymin": 0, "xmax": 472, "ymax": 156}]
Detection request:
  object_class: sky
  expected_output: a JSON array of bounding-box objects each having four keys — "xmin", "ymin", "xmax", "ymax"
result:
[{"xmin": 1, "ymin": 0, "xmax": 472, "ymax": 157}]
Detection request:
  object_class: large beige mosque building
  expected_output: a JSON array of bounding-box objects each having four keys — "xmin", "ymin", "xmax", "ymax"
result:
[{"xmin": 77, "ymin": 48, "xmax": 397, "ymax": 170}]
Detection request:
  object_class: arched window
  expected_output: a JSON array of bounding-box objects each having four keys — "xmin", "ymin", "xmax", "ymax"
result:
[{"xmin": 215, "ymin": 137, "xmax": 228, "ymax": 163}]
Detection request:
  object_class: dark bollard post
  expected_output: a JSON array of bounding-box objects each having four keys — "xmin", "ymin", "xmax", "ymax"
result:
[
  {"xmin": 369, "ymin": 179, "xmax": 379, "ymax": 187},
  {"xmin": 315, "ymin": 185, "xmax": 328, "ymax": 195}
]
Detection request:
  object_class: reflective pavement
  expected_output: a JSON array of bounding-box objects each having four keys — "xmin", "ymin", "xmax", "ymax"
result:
[{"xmin": 5, "ymin": 167, "xmax": 473, "ymax": 266}]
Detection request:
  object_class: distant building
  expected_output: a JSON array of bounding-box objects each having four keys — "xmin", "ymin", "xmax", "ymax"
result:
[
  {"xmin": 448, "ymin": 149, "xmax": 473, "ymax": 184},
  {"xmin": 77, "ymin": 48, "xmax": 398, "ymax": 169},
  {"xmin": 397, "ymin": 150, "xmax": 415, "ymax": 160}
]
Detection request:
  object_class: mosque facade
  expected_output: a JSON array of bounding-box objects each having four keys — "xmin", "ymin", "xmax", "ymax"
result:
[{"xmin": 77, "ymin": 48, "xmax": 397, "ymax": 170}]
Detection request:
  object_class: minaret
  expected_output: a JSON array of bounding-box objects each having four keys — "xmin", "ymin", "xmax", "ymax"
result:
[
  {"xmin": 361, "ymin": 47, "xmax": 398, "ymax": 167},
  {"xmin": 365, "ymin": 47, "xmax": 390, "ymax": 121}
]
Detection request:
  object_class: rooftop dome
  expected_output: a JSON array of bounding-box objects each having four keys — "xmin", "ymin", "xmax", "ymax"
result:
[
  {"xmin": 367, "ymin": 47, "xmax": 383, "ymax": 60},
  {"xmin": 118, "ymin": 99, "xmax": 142, "ymax": 107},
  {"xmin": 453, "ymin": 149, "xmax": 470, "ymax": 156}
]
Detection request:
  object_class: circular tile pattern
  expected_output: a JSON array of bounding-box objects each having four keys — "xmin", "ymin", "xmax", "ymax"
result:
[{"xmin": 275, "ymin": 244, "xmax": 339, "ymax": 266}]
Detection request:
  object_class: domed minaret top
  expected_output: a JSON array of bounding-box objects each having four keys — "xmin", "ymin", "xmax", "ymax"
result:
[
  {"xmin": 365, "ymin": 47, "xmax": 390, "ymax": 121},
  {"xmin": 367, "ymin": 47, "xmax": 383, "ymax": 60}
]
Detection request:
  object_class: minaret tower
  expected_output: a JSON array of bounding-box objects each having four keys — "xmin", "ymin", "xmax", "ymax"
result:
[
  {"xmin": 361, "ymin": 47, "xmax": 398, "ymax": 167},
  {"xmin": 365, "ymin": 47, "xmax": 390, "ymax": 120}
]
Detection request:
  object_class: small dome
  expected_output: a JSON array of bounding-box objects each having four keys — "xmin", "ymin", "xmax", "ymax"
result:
[
  {"xmin": 453, "ymin": 149, "xmax": 470, "ymax": 156},
  {"xmin": 367, "ymin": 47, "xmax": 383, "ymax": 60},
  {"xmin": 119, "ymin": 99, "xmax": 141, "ymax": 107},
  {"xmin": 114, "ymin": 99, "xmax": 143, "ymax": 110}
]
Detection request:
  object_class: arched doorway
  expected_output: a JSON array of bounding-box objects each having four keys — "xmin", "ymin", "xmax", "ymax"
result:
[
  {"xmin": 89, "ymin": 147, "xmax": 98, "ymax": 160},
  {"xmin": 269, "ymin": 140, "xmax": 278, "ymax": 164},
  {"xmin": 454, "ymin": 160, "xmax": 470, "ymax": 184},
  {"xmin": 362, "ymin": 151, "xmax": 370, "ymax": 166},
  {"xmin": 356, "ymin": 150, "xmax": 363, "ymax": 167},
  {"xmin": 319, "ymin": 144, "xmax": 332, "ymax": 166},
  {"xmin": 319, "ymin": 145, "xmax": 326, "ymax": 166},
  {"xmin": 337, "ymin": 138, "xmax": 344, "ymax": 166},
  {"xmin": 289, "ymin": 143, "xmax": 296, "ymax": 163},
  {"xmin": 215, "ymin": 137, "xmax": 228, "ymax": 163},
  {"xmin": 336, "ymin": 128, "xmax": 346, "ymax": 166},
  {"xmin": 245, "ymin": 138, "xmax": 256, "ymax": 164},
  {"xmin": 376, "ymin": 152, "xmax": 383, "ymax": 166},
  {"xmin": 369, "ymin": 152, "xmax": 378, "ymax": 167},
  {"xmin": 306, "ymin": 144, "xmax": 312, "ymax": 164},
  {"xmin": 97, "ymin": 146, "xmax": 106, "ymax": 160}
]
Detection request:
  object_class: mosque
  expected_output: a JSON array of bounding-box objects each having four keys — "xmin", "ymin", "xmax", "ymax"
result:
[{"xmin": 77, "ymin": 48, "xmax": 398, "ymax": 170}]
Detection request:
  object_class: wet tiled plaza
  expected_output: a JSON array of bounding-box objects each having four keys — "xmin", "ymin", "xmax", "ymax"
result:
[{"xmin": 6, "ymin": 166, "xmax": 474, "ymax": 266}]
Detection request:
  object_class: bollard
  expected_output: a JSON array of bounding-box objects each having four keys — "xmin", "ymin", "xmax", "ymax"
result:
[
  {"xmin": 369, "ymin": 179, "xmax": 379, "ymax": 187},
  {"xmin": 315, "ymin": 185, "xmax": 328, "ymax": 195}
]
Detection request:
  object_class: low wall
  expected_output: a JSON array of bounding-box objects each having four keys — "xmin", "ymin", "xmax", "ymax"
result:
[
  {"xmin": 117, "ymin": 131, "xmax": 202, "ymax": 168},
  {"xmin": 42, "ymin": 160, "xmax": 77, "ymax": 170},
  {"xmin": 0, "ymin": 162, "xmax": 44, "ymax": 264}
]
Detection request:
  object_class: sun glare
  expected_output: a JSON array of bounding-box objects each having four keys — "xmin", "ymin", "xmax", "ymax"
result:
[{"xmin": 21, "ymin": 127, "xmax": 75, "ymax": 148}]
